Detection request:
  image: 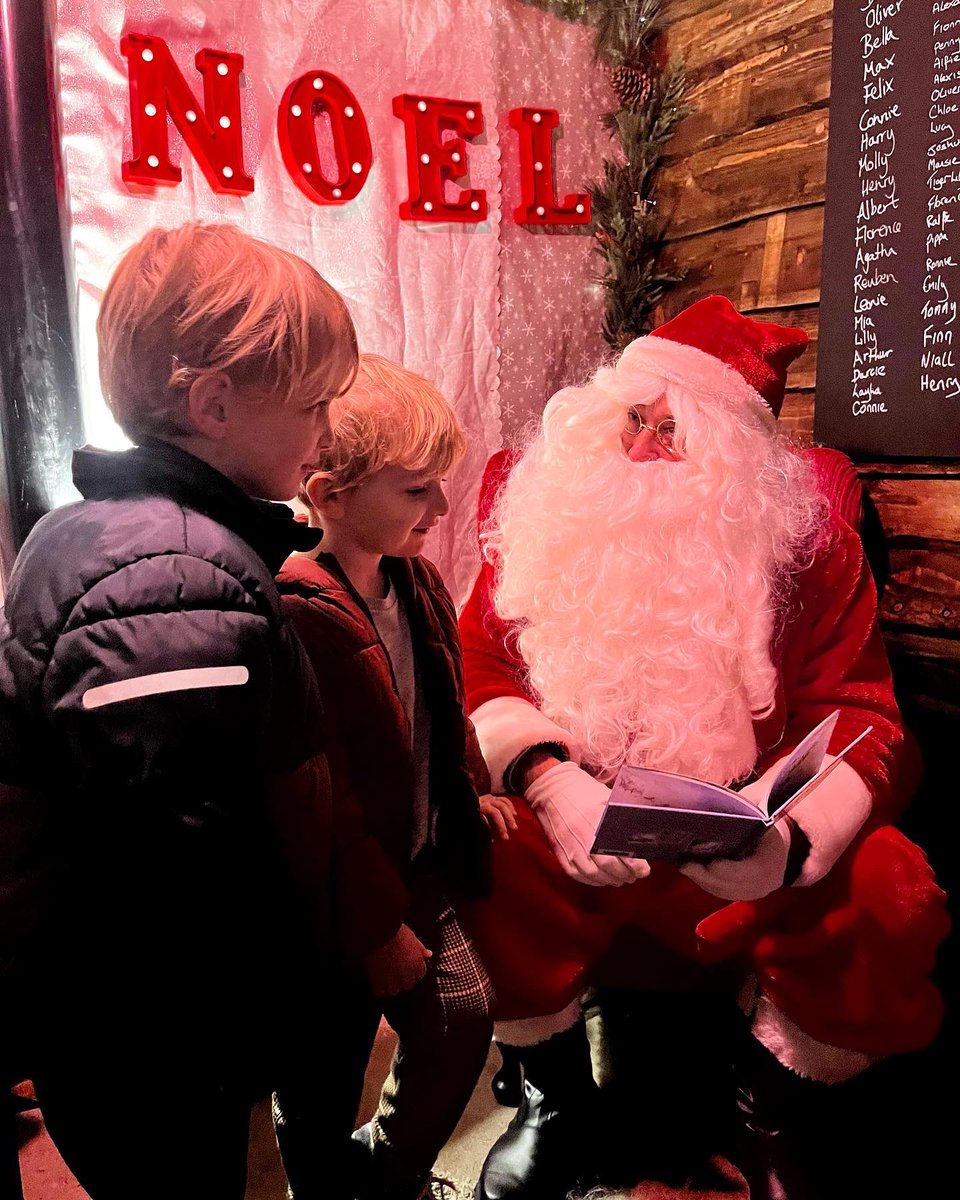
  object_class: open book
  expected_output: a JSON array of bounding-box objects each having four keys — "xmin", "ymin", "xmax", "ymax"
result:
[{"xmin": 590, "ymin": 711, "xmax": 871, "ymax": 864}]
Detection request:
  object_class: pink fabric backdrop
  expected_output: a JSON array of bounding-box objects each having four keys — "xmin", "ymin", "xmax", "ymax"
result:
[
  {"xmin": 55, "ymin": 0, "xmax": 610, "ymax": 599},
  {"xmin": 494, "ymin": 2, "xmax": 611, "ymax": 447}
]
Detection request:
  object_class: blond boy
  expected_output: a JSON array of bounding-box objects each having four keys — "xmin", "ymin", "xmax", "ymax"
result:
[
  {"xmin": 0, "ymin": 223, "xmax": 357, "ymax": 1200},
  {"xmin": 275, "ymin": 355, "xmax": 508, "ymax": 1200}
]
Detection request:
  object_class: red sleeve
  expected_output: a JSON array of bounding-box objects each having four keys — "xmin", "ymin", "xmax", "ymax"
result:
[
  {"xmin": 802, "ymin": 446, "xmax": 864, "ymax": 533},
  {"xmin": 281, "ymin": 593, "xmax": 411, "ymax": 960},
  {"xmin": 761, "ymin": 516, "xmax": 906, "ymax": 821},
  {"xmin": 460, "ymin": 558, "xmax": 532, "ymax": 713},
  {"xmin": 460, "ymin": 450, "xmax": 533, "ymax": 714}
]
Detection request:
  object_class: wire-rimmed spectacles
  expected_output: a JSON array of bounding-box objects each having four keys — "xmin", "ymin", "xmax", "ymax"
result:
[{"xmin": 623, "ymin": 408, "xmax": 678, "ymax": 452}]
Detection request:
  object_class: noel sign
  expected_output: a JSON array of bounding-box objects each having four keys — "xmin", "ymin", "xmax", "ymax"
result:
[{"xmin": 121, "ymin": 32, "xmax": 591, "ymax": 228}]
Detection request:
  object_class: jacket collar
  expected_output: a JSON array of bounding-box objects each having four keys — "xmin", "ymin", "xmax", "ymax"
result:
[
  {"xmin": 323, "ymin": 552, "xmax": 451, "ymax": 658},
  {"xmin": 72, "ymin": 441, "xmax": 320, "ymax": 575},
  {"xmin": 311, "ymin": 551, "xmax": 425, "ymax": 614}
]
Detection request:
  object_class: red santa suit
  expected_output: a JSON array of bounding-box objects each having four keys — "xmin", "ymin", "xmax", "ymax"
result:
[{"xmin": 459, "ymin": 301, "xmax": 947, "ymax": 1081}]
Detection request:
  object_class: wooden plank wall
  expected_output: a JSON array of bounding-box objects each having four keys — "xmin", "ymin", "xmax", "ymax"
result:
[{"xmin": 657, "ymin": 1, "xmax": 960, "ymax": 861}]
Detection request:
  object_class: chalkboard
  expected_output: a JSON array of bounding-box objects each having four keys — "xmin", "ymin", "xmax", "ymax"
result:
[{"xmin": 816, "ymin": 0, "xmax": 960, "ymax": 459}]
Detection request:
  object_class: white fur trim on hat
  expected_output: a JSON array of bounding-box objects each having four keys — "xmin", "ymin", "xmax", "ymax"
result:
[
  {"xmin": 495, "ymin": 999, "xmax": 583, "ymax": 1047},
  {"xmin": 752, "ymin": 994, "xmax": 878, "ymax": 1083},
  {"xmin": 615, "ymin": 335, "xmax": 771, "ymax": 412},
  {"xmin": 787, "ymin": 757, "xmax": 873, "ymax": 886},
  {"xmin": 470, "ymin": 695, "xmax": 579, "ymax": 794}
]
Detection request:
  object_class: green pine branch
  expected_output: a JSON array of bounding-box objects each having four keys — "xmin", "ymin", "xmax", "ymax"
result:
[{"xmin": 593, "ymin": 0, "xmax": 666, "ymax": 68}]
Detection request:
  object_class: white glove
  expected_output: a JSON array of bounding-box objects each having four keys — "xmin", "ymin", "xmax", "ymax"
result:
[
  {"xmin": 732, "ymin": 754, "xmax": 871, "ymax": 887},
  {"xmin": 525, "ymin": 761, "xmax": 650, "ymax": 888},
  {"xmin": 679, "ymin": 820, "xmax": 791, "ymax": 901}
]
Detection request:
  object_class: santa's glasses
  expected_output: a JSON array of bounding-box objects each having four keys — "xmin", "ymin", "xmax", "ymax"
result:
[{"xmin": 623, "ymin": 408, "xmax": 678, "ymax": 452}]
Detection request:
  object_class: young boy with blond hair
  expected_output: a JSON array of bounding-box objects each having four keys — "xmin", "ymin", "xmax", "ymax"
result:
[
  {"xmin": 0, "ymin": 222, "xmax": 357, "ymax": 1200},
  {"xmin": 275, "ymin": 354, "xmax": 511, "ymax": 1200}
]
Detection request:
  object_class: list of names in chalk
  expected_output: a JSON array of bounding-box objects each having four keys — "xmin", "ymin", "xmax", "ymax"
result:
[
  {"xmin": 816, "ymin": 0, "xmax": 960, "ymax": 457},
  {"xmin": 925, "ymin": 0, "xmax": 960, "ymax": 404},
  {"xmin": 851, "ymin": 0, "xmax": 905, "ymax": 420}
]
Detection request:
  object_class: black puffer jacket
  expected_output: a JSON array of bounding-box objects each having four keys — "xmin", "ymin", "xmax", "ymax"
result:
[{"xmin": 0, "ymin": 442, "xmax": 329, "ymax": 1054}]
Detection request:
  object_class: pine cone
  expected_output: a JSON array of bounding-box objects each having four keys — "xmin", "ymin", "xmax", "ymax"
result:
[{"xmin": 609, "ymin": 65, "xmax": 651, "ymax": 110}]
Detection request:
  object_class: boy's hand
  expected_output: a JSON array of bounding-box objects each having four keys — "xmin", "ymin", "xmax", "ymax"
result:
[
  {"xmin": 480, "ymin": 793, "xmax": 518, "ymax": 840},
  {"xmin": 363, "ymin": 924, "xmax": 432, "ymax": 998}
]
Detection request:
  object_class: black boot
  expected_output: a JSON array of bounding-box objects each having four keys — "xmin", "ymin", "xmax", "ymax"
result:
[
  {"xmin": 586, "ymin": 989, "xmax": 741, "ymax": 1189},
  {"xmin": 731, "ymin": 1033, "xmax": 933, "ymax": 1200},
  {"xmin": 491, "ymin": 1041, "xmax": 524, "ymax": 1107},
  {"xmin": 478, "ymin": 1021, "xmax": 600, "ymax": 1200},
  {"xmin": 352, "ymin": 1121, "xmax": 456, "ymax": 1200},
  {"xmin": 350, "ymin": 1122, "xmax": 413, "ymax": 1200}
]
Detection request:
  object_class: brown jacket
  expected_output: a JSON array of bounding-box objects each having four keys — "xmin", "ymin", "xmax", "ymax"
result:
[{"xmin": 277, "ymin": 552, "xmax": 491, "ymax": 960}]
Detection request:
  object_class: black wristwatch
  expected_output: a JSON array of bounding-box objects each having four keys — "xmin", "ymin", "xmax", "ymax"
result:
[{"xmin": 505, "ymin": 741, "xmax": 570, "ymax": 794}]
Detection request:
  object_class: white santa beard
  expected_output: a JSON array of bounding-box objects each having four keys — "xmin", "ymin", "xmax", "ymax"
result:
[{"xmin": 492, "ymin": 427, "xmax": 807, "ymax": 787}]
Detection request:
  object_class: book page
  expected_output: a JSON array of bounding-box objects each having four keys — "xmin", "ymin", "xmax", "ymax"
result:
[
  {"xmin": 608, "ymin": 765, "xmax": 763, "ymax": 818},
  {"xmin": 767, "ymin": 724, "xmax": 874, "ymax": 822},
  {"xmin": 761, "ymin": 710, "xmax": 840, "ymax": 815}
]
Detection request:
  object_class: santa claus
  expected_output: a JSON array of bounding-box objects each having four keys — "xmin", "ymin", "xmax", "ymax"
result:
[{"xmin": 459, "ymin": 297, "xmax": 948, "ymax": 1198}]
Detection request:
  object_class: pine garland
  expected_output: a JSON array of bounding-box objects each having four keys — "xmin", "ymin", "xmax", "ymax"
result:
[{"xmin": 516, "ymin": 0, "xmax": 690, "ymax": 350}]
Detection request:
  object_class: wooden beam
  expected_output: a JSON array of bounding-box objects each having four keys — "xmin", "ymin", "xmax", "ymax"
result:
[
  {"xmin": 659, "ymin": 108, "xmax": 829, "ymax": 238},
  {"xmin": 758, "ymin": 211, "xmax": 788, "ymax": 308},
  {"xmin": 857, "ymin": 463, "xmax": 960, "ymax": 478},
  {"xmin": 885, "ymin": 631, "xmax": 960, "ymax": 719},
  {"xmin": 779, "ymin": 389, "xmax": 814, "ymax": 446},
  {"xmin": 666, "ymin": 0, "xmax": 832, "ymax": 73},
  {"xmin": 882, "ymin": 545, "xmax": 960, "ymax": 638},
  {"xmin": 660, "ymin": 205, "xmax": 824, "ymax": 310},
  {"xmin": 862, "ymin": 478, "xmax": 960, "ymax": 543},
  {"xmin": 668, "ymin": 22, "xmax": 831, "ymax": 160}
]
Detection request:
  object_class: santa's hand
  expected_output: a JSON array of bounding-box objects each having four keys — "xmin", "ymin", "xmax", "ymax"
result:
[
  {"xmin": 679, "ymin": 821, "xmax": 791, "ymax": 901},
  {"xmin": 525, "ymin": 761, "xmax": 650, "ymax": 887}
]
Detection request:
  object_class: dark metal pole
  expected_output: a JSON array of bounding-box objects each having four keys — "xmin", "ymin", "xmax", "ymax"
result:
[{"xmin": 0, "ymin": 0, "xmax": 84, "ymax": 586}]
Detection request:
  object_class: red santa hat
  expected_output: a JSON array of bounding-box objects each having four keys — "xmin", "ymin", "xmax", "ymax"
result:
[{"xmin": 617, "ymin": 295, "xmax": 809, "ymax": 418}]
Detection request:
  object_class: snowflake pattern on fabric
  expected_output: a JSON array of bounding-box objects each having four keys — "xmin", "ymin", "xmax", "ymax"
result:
[{"xmin": 493, "ymin": 0, "xmax": 611, "ymax": 450}]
